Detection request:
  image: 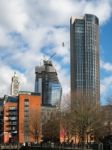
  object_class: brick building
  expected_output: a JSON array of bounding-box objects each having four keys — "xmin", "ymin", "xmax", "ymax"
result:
[
  {"xmin": 18, "ymin": 92, "xmax": 41, "ymax": 144},
  {"xmin": 2, "ymin": 96, "xmax": 18, "ymax": 143},
  {"xmin": 3, "ymin": 102, "xmax": 17, "ymax": 143},
  {"xmin": 2, "ymin": 92, "xmax": 41, "ymax": 144},
  {"xmin": 0, "ymin": 99, "xmax": 3, "ymax": 143}
]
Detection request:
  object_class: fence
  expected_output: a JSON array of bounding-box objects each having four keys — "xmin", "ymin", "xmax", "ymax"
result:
[{"xmin": 0, "ymin": 143, "xmax": 112, "ymax": 150}]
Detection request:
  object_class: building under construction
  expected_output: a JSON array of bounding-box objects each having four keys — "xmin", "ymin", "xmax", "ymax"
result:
[{"xmin": 35, "ymin": 60, "xmax": 62, "ymax": 107}]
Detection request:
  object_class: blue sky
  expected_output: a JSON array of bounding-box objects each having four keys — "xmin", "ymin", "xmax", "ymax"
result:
[
  {"xmin": 0, "ymin": 0, "xmax": 112, "ymax": 104},
  {"xmin": 100, "ymin": 17, "xmax": 112, "ymax": 104},
  {"xmin": 100, "ymin": 18, "xmax": 112, "ymax": 62}
]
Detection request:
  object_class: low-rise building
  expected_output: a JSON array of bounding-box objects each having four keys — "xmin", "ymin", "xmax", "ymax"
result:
[
  {"xmin": 0, "ymin": 98, "xmax": 3, "ymax": 143},
  {"xmin": 1, "ymin": 92, "xmax": 41, "ymax": 144},
  {"xmin": 3, "ymin": 99, "xmax": 17, "ymax": 143},
  {"xmin": 18, "ymin": 92, "xmax": 41, "ymax": 144}
]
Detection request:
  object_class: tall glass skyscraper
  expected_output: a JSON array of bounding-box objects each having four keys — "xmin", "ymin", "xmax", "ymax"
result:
[
  {"xmin": 70, "ymin": 14, "xmax": 100, "ymax": 104},
  {"xmin": 35, "ymin": 60, "xmax": 62, "ymax": 106}
]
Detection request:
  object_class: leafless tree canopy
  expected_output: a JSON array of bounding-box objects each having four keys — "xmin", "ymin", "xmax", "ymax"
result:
[
  {"xmin": 42, "ymin": 109, "xmax": 60, "ymax": 142},
  {"xmin": 61, "ymin": 92, "xmax": 105, "ymax": 144},
  {"xmin": 30, "ymin": 109, "xmax": 41, "ymax": 142}
]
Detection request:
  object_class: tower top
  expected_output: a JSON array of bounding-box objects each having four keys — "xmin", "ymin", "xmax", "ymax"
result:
[
  {"xmin": 11, "ymin": 72, "xmax": 19, "ymax": 96},
  {"xmin": 70, "ymin": 14, "xmax": 99, "ymax": 25}
]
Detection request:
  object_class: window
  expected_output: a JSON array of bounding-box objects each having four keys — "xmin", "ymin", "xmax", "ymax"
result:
[
  {"xmin": 9, "ymin": 107, "xmax": 17, "ymax": 111},
  {"xmin": 24, "ymin": 99, "xmax": 29, "ymax": 106}
]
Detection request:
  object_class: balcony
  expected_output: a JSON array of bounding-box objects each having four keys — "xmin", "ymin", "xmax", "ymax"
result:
[
  {"xmin": 5, "ymin": 112, "xmax": 16, "ymax": 116},
  {"xmin": 8, "ymin": 112, "xmax": 17, "ymax": 116},
  {"xmin": 6, "ymin": 122, "xmax": 17, "ymax": 126},
  {"xmin": 6, "ymin": 127, "xmax": 17, "ymax": 132},
  {"xmin": 8, "ymin": 117, "xmax": 17, "ymax": 121},
  {"xmin": 9, "ymin": 107, "xmax": 17, "ymax": 111}
]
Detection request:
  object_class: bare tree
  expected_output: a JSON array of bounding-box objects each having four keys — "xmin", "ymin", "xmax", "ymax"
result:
[
  {"xmin": 61, "ymin": 94, "xmax": 74, "ymax": 143},
  {"xmin": 61, "ymin": 92, "xmax": 104, "ymax": 145},
  {"xmin": 29, "ymin": 109, "xmax": 41, "ymax": 143},
  {"xmin": 61, "ymin": 111, "xmax": 74, "ymax": 143},
  {"xmin": 101, "ymin": 96, "xmax": 112, "ymax": 138},
  {"xmin": 42, "ymin": 109, "xmax": 60, "ymax": 143}
]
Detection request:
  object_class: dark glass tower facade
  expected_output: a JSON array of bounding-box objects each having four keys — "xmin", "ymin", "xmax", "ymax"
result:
[
  {"xmin": 35, "ymin": 60, "xmax": 62, "ymax": 106},
  {"xmin": 70, "ymin": 14, "xmax": 100, "ymax": 104}
]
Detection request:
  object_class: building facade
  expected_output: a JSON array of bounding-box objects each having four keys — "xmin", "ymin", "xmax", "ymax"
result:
[
  {"xmin": 0, "ymin": 99, "xmax": 3, "ymax": 143},
  {"xmin": 1, "ymin": 93, "xmax": 41, "ymax": 144},
  {"xmin": 11, "ymin": 73, "xmax": 20, "ymax": 96},
  {"xmin": 2, "ymin": 96, "xmax": 18, "ymax": 143},
  {"xmin": 70, "ymin": 14, "xmax": 100, "ymax": 104},
  {"xmin": 35, "ymin": 60, "xmax": 62, "ymax": 107},
  {"xmin": 18, "ymin": 92, "xmax": 41, "ymax": 144}
]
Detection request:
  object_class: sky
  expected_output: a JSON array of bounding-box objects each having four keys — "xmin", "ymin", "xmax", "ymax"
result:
[{"xmin": 0, "ymin": 0, "xmax": 112, "ymax": 104}]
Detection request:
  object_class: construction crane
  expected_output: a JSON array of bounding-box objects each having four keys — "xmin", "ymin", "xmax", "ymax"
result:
[
  {"xmin": 48, "ymin": 52, "xmax": 56, "ymax": 61},
  {"xmin": 43, "ymin": 42, "xmax": 65, "ymax": 62},
  {"xmin": 62, "ymin": 42, "xmax": 65, "ymax": 47}
]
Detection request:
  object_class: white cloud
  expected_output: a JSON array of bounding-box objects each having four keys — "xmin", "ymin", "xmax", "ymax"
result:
[
  {"xmin": 53, "ymin": 61, "xmax": 70, "ymax": 94},
  {"xmin": 101, "ymin": 76, "xmax": 112, "ymax": 93},
  {"xmin": 100, "ymin": 60, "xmax": 112, "ymax": 103},
  {"xmin": 100, "ymin": 76, "xmax": 112, "ymax": 100},
  {"xmin": 0, "ymin": 0, "xmax": 28, "ymax": 32},
  {"xmin": 83, "ymin": 0, "xmax": 112, "ymax": 24},
  {"xmin": 0, "ymin": 27, "xmax": 9, "ymax": 47},
  {"xmin": 19, "ymin": 68, "xmax": 35, "ymax": 92},
  {"xmin": 22, "ymin": 0, "xmax": 112, "ymax": 26},
  {"xmin": 0, "ymin": 0, "xmax": 112, "ymax": 97},
  {"xmin": 0, "ymin": 61, "xmax": 35, "ymax": 97},
  {"xmin": 0, "ymin": 63, "xmax": 13, "ymax": 96},
  {"xmin": 100, "ymin": 60, "xmax": 112, "ymax": 72}
]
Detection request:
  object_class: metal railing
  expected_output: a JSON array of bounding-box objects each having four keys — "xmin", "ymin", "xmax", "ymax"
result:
[{"xmin": 0, "ymin": 143, "xmax": 112, "ymax": 150}]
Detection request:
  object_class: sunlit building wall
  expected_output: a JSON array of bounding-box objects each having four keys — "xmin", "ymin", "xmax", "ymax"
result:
[
  {"xmin": 11, "ymin": 73, "xmax": 20, "ymax": 96},
  {"xmin": 1, "ymin": 93, "xmax": 41, "ymax": 144}
]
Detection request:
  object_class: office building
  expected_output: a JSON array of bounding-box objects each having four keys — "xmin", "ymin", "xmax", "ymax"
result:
[
  {"xmin": 35, "ymin": 60, "xmax": 62, "ymax": 142},
  {"xmin": 70, "ymin": 14, "xmax": 100, "ymax": 104},
  {"xmin": 35, "ymin": 60, "xmax": 62, "ymax": 106}
]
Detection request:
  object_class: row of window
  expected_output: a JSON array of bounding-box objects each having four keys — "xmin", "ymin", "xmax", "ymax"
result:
[
  {"xmin": 9, "ymin": 107, "xmax": 17, "ymax": 111},
  {"xmin": 24, "ymin": 99, "xmax": 29, "ymax": 141}
]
